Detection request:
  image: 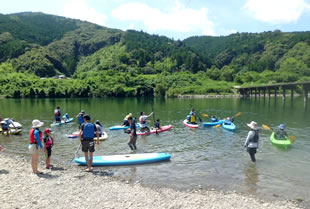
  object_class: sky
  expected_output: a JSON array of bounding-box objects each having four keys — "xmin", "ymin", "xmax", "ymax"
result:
[{"xmin": 1, "ymin": 0, "xmax": 310, "ymax": 40}]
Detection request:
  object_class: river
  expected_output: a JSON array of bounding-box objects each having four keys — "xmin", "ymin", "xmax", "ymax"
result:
[{"xmin": 0, "ymin": 97, "xmax": 309, "ymax": 207}]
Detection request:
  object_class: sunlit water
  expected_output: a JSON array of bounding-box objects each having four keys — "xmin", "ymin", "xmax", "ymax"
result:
[{"xmin": 0, "ymin": 97, "xmax": 309, "ymax": 206}]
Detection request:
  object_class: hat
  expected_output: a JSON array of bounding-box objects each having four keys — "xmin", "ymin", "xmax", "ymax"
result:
[
  {"xmin": 81, "ymin": 110, "xmax": 85, "ymax": 113},
  {"xmin": 279, "ymin": 124, "xmax": 285, "ymax": 130},
  {"xmin": 247, "ymin": 121, "xmax": 258, "ymax": 130},
  {"xmin": 125, "ymin": 113, "xmax": 133, "ymax": 119},
  {"xmin": 44, "ymin": 128, "xmax": 51, "ymax": 133},
  {"xmin": 32, "ymin": 119, "xmax": 44, "ymax": 128}
]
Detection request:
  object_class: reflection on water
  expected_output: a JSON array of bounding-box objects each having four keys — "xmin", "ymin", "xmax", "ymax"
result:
[{"xmin": 0, "ymin": 97, "xmax": 310, "ymax": 207}]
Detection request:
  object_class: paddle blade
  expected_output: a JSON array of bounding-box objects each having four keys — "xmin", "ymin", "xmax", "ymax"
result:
[
  {"xmin": 262, "ymin": 124, "xmax": 271, "ymax": 130},
  {"xmin": 234, "ymin": 112, "xmax": 242, "ymax": 118},
  {"xmin": 202, "ymin": 113, "xmax": 209, "ymax": 117},
  {"xmin": 215, "ymin": 124, "xmax": 221, "ymax": 128},
  {"xmin": 199, "ymin": 117, "xmax": 202, "ymax": 123},
  {"xmin": 289, "ymin": 136, "xmax": 296, "ymax": 142}
]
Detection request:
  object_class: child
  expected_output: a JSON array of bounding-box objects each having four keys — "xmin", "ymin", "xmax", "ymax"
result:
[
  {"xmin": 43, "ymin": 128, "xmax": 54, "ymax": 169},
  {"xmin": 154, "ymin": 119, "xmax": 161, "ymax": 130},
  {"xmin": 275, "ymin": 124, "xmax": 288, "ymax": 140}
]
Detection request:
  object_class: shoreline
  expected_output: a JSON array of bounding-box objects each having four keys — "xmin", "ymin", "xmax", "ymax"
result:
[{"xmin": 0, "ymin": 153, "xmax": 303, "ymax": 209}]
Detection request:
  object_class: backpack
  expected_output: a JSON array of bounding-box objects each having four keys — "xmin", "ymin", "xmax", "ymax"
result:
[{"xmin": 82, "ymin": 123, "xmax": 95, "ymax": 139}]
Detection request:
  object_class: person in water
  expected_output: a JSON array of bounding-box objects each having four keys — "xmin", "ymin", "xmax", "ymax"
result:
[
  {"xmin": 95, "ymin": 120, "xmax": 103, "ymax": 137},
  {"xmin": 1, "ymin": 118, "xmax": 14, "ymax": 136},
  {"xmin": 123, "ymin": 113, "xmax": 132, "ymax": 126},
  {"xmin": 244, "ymin": 121, "xmax": 259, "ymax": 162},
  {"xmin": 139, "ymin": 112, "xmax": 153, "ymax": 132},
  {"xmin": 127, "ymin": 116, "xmax": 137, "ymax": 151},
  {"xmin": 211, "ymin": 116, "xmax": 218, "ymax": 122},
  {"xmin": 154, "ymin": 119, "xmax": 161, "ymax": 130},
  {"xmin": 54, "ymin": 107, "xmax": 61, "ymax": 123},
  {"xmin": 43, "ymin": 128, "xmax": 54, "ymax": 169},
  {"xmin": 76, "ymin": 110, "xmax": 86, "ymax": 129},
  {"xmin": 79, "ymin": 114, "xmax": 99, "ymax": 172},
  {"xmin": 29, "ymin": 119, "xmax": 44, "ymax": 174},
  {"xmin": 275, "ymin": 124, "xmax": 288, "ymax": 140}
]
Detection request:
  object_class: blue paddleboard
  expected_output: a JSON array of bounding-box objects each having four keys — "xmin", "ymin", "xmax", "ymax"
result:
[
  {"xmin": 109, "ymin": 123, "xmax": 140, "ymax": 130},
  {"xmin": 74, "ymin": 153, "xmax": 171, "ymax": 166},
  {"xmin": 51, "ymin": 118, "xmax": 74, "ymax": 127}
]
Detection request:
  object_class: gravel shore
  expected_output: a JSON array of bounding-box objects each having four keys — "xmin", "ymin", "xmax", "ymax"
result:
[{"xmin": 0, "ymin": 153, "xmax": 303, "ymax": 209}]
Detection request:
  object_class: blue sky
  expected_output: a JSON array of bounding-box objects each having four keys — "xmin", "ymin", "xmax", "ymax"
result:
[{"xmin": 1, "ymin": 0, "xmax": 310, "ymax": 40}]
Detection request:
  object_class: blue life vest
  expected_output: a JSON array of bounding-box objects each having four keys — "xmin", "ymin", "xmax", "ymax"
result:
[
  {"xmin": 211, "ymin": 118, "xmax": 217, "ymax": 122},
  {"xmin": 78, "ymin": 115, "xmax": 84, "ymax": 124},
  {"xmin": 82, "ymin": 123, "xmax": 95, "ymax": 139}
]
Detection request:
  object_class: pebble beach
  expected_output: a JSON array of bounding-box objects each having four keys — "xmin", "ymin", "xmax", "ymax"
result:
[{"xmin": 0, "ymin": 153, "xmax": 303, "ymax": 209}]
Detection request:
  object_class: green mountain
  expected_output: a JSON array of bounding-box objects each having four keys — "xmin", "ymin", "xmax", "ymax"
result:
[{"xmin": 0, "ymin": 12, "xmax": 310, "ymax": 98}]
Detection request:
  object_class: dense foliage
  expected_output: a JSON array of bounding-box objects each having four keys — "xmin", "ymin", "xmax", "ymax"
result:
[{"xmin": 0, "ymin": 12, "xmax": 310, "ymax": 98}]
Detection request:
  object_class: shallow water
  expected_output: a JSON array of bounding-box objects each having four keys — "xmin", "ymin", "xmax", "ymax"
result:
[{"xmin": 0, "ymin": 97, "xmax": 309, "ymax": 206}]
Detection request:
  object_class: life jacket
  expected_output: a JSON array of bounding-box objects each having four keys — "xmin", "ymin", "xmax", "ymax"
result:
[
  {"xmin": 82, "ymin": 123, "xmax": 95, "ymax": 139},
  {"xmin": 78, "ymin": 114, "xmax": 84, "ymax": 124},
  {"xmin": 45, "ymin": 136, "xmax": 53, "ymax": 148},
  {"xmin": 190, "ymin": 115, "xmax": 196, "ymax": 123},
  {"xmin": 29, "ymin": 128, "xmax": 42, "ymax": 144},
  {"xmin": 249, "ymin": 130, "xmax": 259, "ymax": 143},
  {"xmin": 211, "ymin": 118, "xmax": 217, "ymax": 122},
  {"xmin": 54, "ymin": 109, "xmax": 60, "ymax": 116}
]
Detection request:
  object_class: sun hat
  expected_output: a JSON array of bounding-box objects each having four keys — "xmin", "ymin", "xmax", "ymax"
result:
[
  {"xmin": 44, "ymin": 128, "xmax": 51, "ymax": 133},
  {"xmin": 32, "ymin": 119, "xmax": 44, "ymax": 128},
  {"xmin": 279, "ymin": 124, "xmax": 285, "ymax": 130},
  {"xmin": 81, "ymin": 110, "xmax": 85, "ymax": 113},
  {"xmin": 247, "ymin": 121, "xmax": 258, "ymax": 130},
  {"xmin": 125, "ymin": 113, "xmax": 133, "ymax": 119}
]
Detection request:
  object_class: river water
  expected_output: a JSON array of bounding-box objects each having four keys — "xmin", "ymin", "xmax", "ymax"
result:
[{"xmin": 0, "ymin": 97, "xmax": 309, "ymax": 206}]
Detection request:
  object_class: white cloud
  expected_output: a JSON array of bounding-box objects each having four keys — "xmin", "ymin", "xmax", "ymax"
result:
[
  {"xmin": 62, "ymin": 0, "xmax": 107, "ymax": 25},
  {"xmin": 244, "ymin": 0, "xmax": 310, "ymax": 24},
  {"xmin": 112, "ymin": 1, "xmax": 215, "ymax": 36}
]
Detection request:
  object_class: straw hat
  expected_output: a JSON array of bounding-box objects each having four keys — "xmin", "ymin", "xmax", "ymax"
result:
[
  {"xmin": 125, "ymin": 113, "xmax": 133, "ymax": 119},
  {"xmin": 32, "ymin": 119, "xmax": 44, "ymax": 128},
  {"xmin": 247, "ymin": 121, "xmax": 258, "ymax": 130}
]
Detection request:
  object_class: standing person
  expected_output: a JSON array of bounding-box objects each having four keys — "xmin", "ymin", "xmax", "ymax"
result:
[
  {"xmin": 43, "ymin": 128, "xmax": 54, "ymax": 169},
  {"xmin": 76, "ymin": 110, "xmax": 85, "ymax": 129},
  {"xmin": 189, "ymin": 108, "xmax": 197, "ymax": 124},
  {"xmin": 54, "ymin": 107, "xmax": 61, "ymax": 123},
  {"xmin": 127, "ymin": 116, "xmax": 137, "ymax": 151},
  {"xmin": 244, "ymin": 121, "xmax": 259, "ymax": 162},
  {"xmin": 79, "ymin": 115, "xmax": 99, "ymax": 172},
  {"xmin": 275, "ymin": 124, "xmax": 288, "ymax": 139},
  {"xmin": 29, "ymin": 119, "xmax": 44, "ymax": 174},
  {"xmin": 139, "ymin": 112, "xmax": 153, "ymax": 132}
]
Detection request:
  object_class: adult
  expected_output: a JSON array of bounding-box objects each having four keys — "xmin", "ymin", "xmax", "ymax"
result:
[
  {"xmin": 29, "ymin": 119, "xmax": 44, "ymax": 174},
  {"xmin": 211, "ymin": 116, "xmax": 218, "ymax": 122},
  {"xmin": 79, "ymin": 114, "xmax": 99, "ymax": 172},
  {"xmin": 95, "ymin": 120, "xmax": 103, "ymax": 137},
  {"xmin": 244, "ymin": 121, "xmax": 259, "ymax": 162},
  {"xmin": 123, "ymin": 113, "xmax": 132, "ymax": 127},
  {"xmin": 139, "ymin": 112, "xmax": 153, "ymax": 132},
  {"xmin": 224, "ymin": 117, "xmax": 234, "ymax": 125},
  {"xmin": 76, "ymin": 110, "xmax": 86, "ymax": 129},
  {"xmin": 275, "ymin": 124, "xmax": 288, "ymax": 140},
  {"xmin": 54, "ymin": 107, "xmax": 61, "ymax": 123},
  {"xmin": 1, "ymin": 118, "xmax": 14, "ymax": 136},
  {"xmin": 127, "ymin": 116, "xmax": 137, "ymax": 151},
  {"xmin": 189, "ymin": 108, "xmax": 197, "ymax": 124}
]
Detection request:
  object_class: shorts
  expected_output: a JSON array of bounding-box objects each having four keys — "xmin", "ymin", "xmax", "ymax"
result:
[
  {"xmin": 29, "ymin": 144, "xmax": 39, "ymax": 154},
  {"xmin": 247, "ymin": 147, "xmax": 257, "ymax": 154},
  {"xmin": 82, "ymin": 139, "xmax": 95, "ymax": 152},
  {"xmin": 46, "ymin": 147, "xmax": 52, "ymax": 158}
]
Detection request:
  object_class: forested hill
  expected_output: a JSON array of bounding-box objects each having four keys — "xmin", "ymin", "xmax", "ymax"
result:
[{"xmin": 0, "ymin": 12, "xmax": 310, "ymax": 98}]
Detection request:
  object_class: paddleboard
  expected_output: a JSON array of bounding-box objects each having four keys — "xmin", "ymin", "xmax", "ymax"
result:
[
  {"xmin": 9, "ymin": 128, "xmax": 22, "ymax": 135},
  {"xmin": 183, "ymin": 119, "xmax": 198, "ymax": 128},
  {"xmin": 9, "ymin": 121, "xmax": 22, "ymax": 129},
  {"xmin": 202, "ymin": 120, "xmax": 224, "ymax": 127},
  {"xmin": 270, "ymin": 132, "xmax": 292, "ymax": 147},
  {"xmin": 74, "ymin": 152, "xmax": 171, "ymax": 166},
  {"xmin": 222, "ymin": 122, "xmax": 236, "ymax": 131},
  {"xmin": 109, "ymin": 123, "xmax": 140, "ymax": 130},
  {"xmin": 137, "ymin": 125, "xmax": 173, "ymax": 135},
  {"xmin": 68, "ymin": 131, "xmax": 108, "ymax": 140},
  {"xmin": 51, "ymin": 118, "xmax": 74, "ymax": 127}
]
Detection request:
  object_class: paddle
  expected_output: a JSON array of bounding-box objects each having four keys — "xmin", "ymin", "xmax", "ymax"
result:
[
  {"xmin": 233, "ymin": 112, "xmax": 242, "ymax": 118},
  {"xmin": 215, "ymin": 123, "xmax": 221, "ymax": 128},
  {"xmin": 189, "ymin": 104, "xmax": 202, "ymax": 123},
  {"xmin": 262, "ymin": 124, "xmax": 296, "ymax": 142},
  {"xmin": 202, "ymin": 113, "xmax": 209, "ymax": 117},
  {"xmin": 152, "ymin": 106, "xmax": 158, "ymax": 134},
  {"xmin": 72, "ymin": 143, "xmax": 81, "ymax": 161}
]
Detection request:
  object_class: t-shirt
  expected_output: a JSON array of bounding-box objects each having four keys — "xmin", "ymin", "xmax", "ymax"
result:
[
  {"xmin": 130, "ymin": 122, "xmax": 137, "ymax": 136},
  {"xmin": 139, "ymin": 115, "xmax": 148, "ymax": 128}
]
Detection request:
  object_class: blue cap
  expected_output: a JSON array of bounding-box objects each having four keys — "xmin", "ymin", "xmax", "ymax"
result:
[{"xmin": 279, "ymin": 124, "xmax": 285, "ymax": 130}]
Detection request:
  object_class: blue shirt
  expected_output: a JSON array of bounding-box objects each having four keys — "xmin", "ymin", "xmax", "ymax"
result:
[{"xmin": 34, "ymin": 129, "xmax": 43, "ymax": 149}]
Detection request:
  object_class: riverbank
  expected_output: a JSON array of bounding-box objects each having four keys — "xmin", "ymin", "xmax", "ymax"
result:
[{"xmin": 0, "ymin": 153, "xmax": 302, "ymax": 209}]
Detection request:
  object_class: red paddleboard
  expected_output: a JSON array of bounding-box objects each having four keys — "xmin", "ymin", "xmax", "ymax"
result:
[
  {"xmin": 183, "ymin": 119, "xmax": 198, "ymax": 128},
  {"xmin": 137, "ymin": 125, "xmax": 173, "ymax": 135}
]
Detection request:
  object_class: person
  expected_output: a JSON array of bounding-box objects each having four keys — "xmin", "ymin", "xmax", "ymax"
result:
[
  {"xmin": 29, "ymin": 119, "xmax": 44, "ymax": 174},
  {"xmin": 76, "ymin": 110, "xmax": 85, "ymax": 129},
  {"xmin": 127, "ymin": 116, "xmax": 137, "ymax": 151},
  {"xmin": 211, "ymin": 116, "xmax": 218, "ymax": 122},
  {"xmin": 189, "ymin": 108, "xmax": 197, "ymax": 124},
  {"xmin": 95, "ymin": 120, "xmax": 103, "ymax": 137},
  {"xmin": 139, "ymin": 112, "xmax": 153, "ymax": 132},
  {"xmin": 79, "ymin": 114, "xmax": 99, "ymax": 172},
  {"xmin": 62, "ymin": 113, "xmax": 69, "ymax": 122},
  {"xmin": 154, "ymin": 119, "xmax": 161, "ymax": 130},
  {"xmin": 275, "ymin": 124, "xmax": 288, "ymax": 139},
  {"xmin": 224, "ymin": 117, "xmax": 234, "ymax": 125},
  {"xmin": 244, "ymin": 121, "xmax": 259, "ymax": 162},
  {"xmin": 54, "ymin": 107, "xmax": 61, "ymax": 123},
  {"xmin": 43, "ymin": 128, "xmax": 54, "ymax": 169},
  {"xmin": 1, "ymin": 118, "xmax": 14, "ymax": 136},
  {"xmin": 123, "ymin": 113, "xmax": 132, "ymax": 126}
]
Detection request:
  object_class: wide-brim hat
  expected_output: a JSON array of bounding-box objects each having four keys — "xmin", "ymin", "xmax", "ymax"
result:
[
  {"xmin": 247, "ymin": 121, "xmax": 258, "ymax": 130},
  {"xmin": 32, "ymin": 119, "xmax": 44, "ymax": 128},
  {"xmin": 125, "ymin": 113, "xmax": 133, "ymax": 119}
]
